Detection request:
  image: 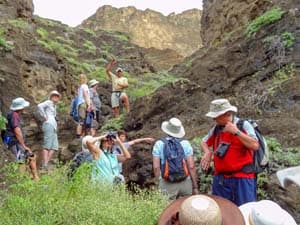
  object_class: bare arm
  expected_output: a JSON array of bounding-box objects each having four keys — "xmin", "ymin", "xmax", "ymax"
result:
[
  {"xmin": 200, "ymin": 141, "xmax": 213, "ymax": 171},
  {"xmin": 83, "ymin": 89, "xmax": 91, "ymax": 110},
  {"xmin": 86, "ymin": 135, "xmax": 106, "ymax": 159},
  {"xmin": 153, "ymin": 156, "xmax": 160, "ymax": 179},
  {"xmin": 115, "ymin": 136, "xmax": 131, "ymax": 162},
  {"xmin": 106, "ymin": 59, "xmax": 116, "ymax": 79},
  {"xmin": 224, "ymin": 121, "xmax": 259, "ymax": 150},
  {"xmin": 14, "ymin": 127, "xmax": 31, "ymax": 152},
  {"xmin": 127, "ymin": 137, "xmax": 155, "ymax": 146},
  {"xmin": 186, "ymin": 155, "xmax": 199, "ymax": 194}
]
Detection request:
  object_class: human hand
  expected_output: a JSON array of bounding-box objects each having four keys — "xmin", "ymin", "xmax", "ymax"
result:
[
  {"xmin": 224, "ymin": 121, "xmax": 238, "ymax": 134},
  {"xmin": 200, "ymin": 152, "xmax": 212, "ymax": 171}
]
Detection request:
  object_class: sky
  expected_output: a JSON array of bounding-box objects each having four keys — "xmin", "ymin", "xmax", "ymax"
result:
[{"xmin": 33, "ymin": 0, "xmax": 203, "ymax": 27}]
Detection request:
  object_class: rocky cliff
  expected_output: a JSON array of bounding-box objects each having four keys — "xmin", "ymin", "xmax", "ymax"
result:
[{"xmin": 80, "ymin": 5, "xmax": 202, "ymax": 57}]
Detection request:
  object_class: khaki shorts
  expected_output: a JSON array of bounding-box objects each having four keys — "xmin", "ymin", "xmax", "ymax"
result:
[
  {"xmin": 42, "ymin": 123, "xmax": 59, "ymax": 151},
  {"xmin": 158, "ymin": 177, "xmax": 193, "ymax": 200},
  {"xmin": 111, "ymin": 91, "xmax": 127, "ymax": 108}
]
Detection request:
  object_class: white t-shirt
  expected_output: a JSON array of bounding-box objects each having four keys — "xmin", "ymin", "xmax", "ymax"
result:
[{"xmin": 77, "ymin": 84, "xmax": 89, "ymax": 105}]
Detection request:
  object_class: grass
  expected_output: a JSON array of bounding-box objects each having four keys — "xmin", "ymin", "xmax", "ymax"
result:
[
  {"xmin": 0, "ymin": 28, "xmax": 14, "ymax": 52},
  {"xmin": 8, "ymin": 18, "xmax": 29, "ymax": 29},
  {"xmin": 246, "ymin": 7, "xmax": 285, "ymax": 37},
  {"xmin": 0, "ymin": 164, "xmax": 168, "ymax": 225},
  {"xmin": 0, "ymin": 111, "xmax": 7, "ymax": 130},
  {"xmin": 83, "ymin": 40, "xmax": 97, "ymax": 55}
]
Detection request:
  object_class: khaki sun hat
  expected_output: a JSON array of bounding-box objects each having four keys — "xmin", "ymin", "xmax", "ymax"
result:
[
  {"xmin": 206, "ymin": 98, "xmax": 237, "ymax": 118},
  {"xmin": 239, "ymin": 200, "xmax": 297, "ymax": 225},
  {"xmin": 157, "ymin": 194, "xmax": 245, "ymax": 225},
  {"xmin": 10, "ymin": 97, "xmax": 30, "ymax": 111},
  {"xmin": 161, "ymin": 117, "xmax": 185, "ymax": 138},
  {"xmin": 49, "ymin": 90, "xmax": 60, "ymax": 99},
  {"xmin": 116, "ymin": 67, "xmax": 123, "ymax": 73},
  {"xmin": 88, "ymin": 79, "xmax": 99, "ymax": 88}
]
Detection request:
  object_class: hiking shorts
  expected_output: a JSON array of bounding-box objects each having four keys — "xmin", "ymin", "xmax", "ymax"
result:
[
  {"xmin": 9, "ymin": 143, "xmax": 32, "ymax": 163},
  {"xmin": 212, "ymin": 174, "xmax": 257, "ymax": 206},
  {"xmin": 42, "ymin": 123, "xmax": 59, "ymax": 151},
  {"xmin": 158, "ymin": 176, "xmax": 193, "ymax": 200},
  {"xmin": 111, "ymin": 91, "xmax": 127, "ymax": 108},
  {"xmin": 78, "ymin": 103, "xmax": 87, "ymax": 125}
]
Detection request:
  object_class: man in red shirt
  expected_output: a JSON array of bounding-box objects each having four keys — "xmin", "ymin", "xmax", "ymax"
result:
[{"xmin": 200, "ymin": 99, "xmax": 259, "ymax": 206}]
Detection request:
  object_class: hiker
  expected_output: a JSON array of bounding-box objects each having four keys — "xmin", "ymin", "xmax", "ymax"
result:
[
  {"xmin": 88, "ymin": 79, "xmax": 101, "ymax": 123},
  {"xmin": 3, "ymin": 97, "xmax": 39, "ymax": 180},
  {"xmin": 200, "ymin": 98, "xmax": 259, "ymax": 206},
  {"xmin": 112, "ymin": 129, "xmax": 155, "ymax": 174},
  {"xmin": 106, "ymin": 59, "xmax": 129, "ymax": 117},
  {"xmin": 76, "ymin": 74, "xmax": 91, "ymax": 138},
  {"xmin": 37, "ymin": 90, "xmax": 60, "ymax": 170},
  {"xmin": 84, "ymin": 132, "xmax": 131, "ymax": 185},
  {"xmin": 152, "ymin": 117, "xmax": 198, "ymax": 200},
  {"xmin": 239, "ymin": 200, "xmax": 297, "ymax": 225}
]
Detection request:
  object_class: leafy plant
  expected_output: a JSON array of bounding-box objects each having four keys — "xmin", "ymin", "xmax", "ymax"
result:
[
  {"xmin": 0, "ymin": 111, "xmax": 7, "ymax": 130},
  {"xmin": 8, "ymin": 18, "xmax": 29, "ymax": 29},
  {"xmin": 100, "ymin": 115, "xmax": 125, "ymax": 132},
  {"xmin": 83, "ymin": 40, "xmax": 97, "ymax": 55},
  {"xmin": 0, "ymin": 28, "xmax": 14, "ymax": 52},
  {"xmin": 280, "ymin": 32, "xmax": 295, "ymax": 48},
  {"xmin": 246, "ymin": 8, "xmax": 285, "ymax": 37}
]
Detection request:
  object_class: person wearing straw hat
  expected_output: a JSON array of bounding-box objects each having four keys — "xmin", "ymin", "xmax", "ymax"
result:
[
  {"xmin": 4, "ymin": 97, "xmax": 39, "ymax": 180},
  {"xmin": 239, "ymin": 200, "xmax": 297, "ymax": 225},
  {"xmin": 152, "ymin": 117, "xmax": 199, "ymax": 200},
  {"xmin": 200, "ymin": 99, "xmax": 259, "ymax": 206},
  {"xmin": 37, "ymin": 90, "xmax": 61, "ymax": 170},
  {"xmin": 106, "ymin": 58, "xmax": 130, "ymax": 118},
  {"xmin": 88, "ymin": 79, "xmax": 101, "ymax": 123}
]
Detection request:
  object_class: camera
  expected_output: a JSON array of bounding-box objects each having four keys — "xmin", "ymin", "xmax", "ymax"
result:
[
  {"xmin": 215, "ymin": 142, "xmax": 230, "ymax": 158},
  {"xmin": 25, "ymin": 151, "xmax": 34, "ymax": 158},
  {"xmin": 106, "ymin": 131, "xmax": 117, "ymax": 140}
]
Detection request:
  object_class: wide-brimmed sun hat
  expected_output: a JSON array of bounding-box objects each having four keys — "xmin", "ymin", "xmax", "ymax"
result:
[
  {"xmin": 157, "ymin": 194, "xmax": 245, "ymax": 225},
  {"xmin": 49, "ymin": 90, "xmax": 60, "ymax": 99},
  {"xmin": 239, "ymin": 200, "xmax": 297, "ymax": 225},
  {"xmin": 161, "ymin": 117, "xmax": 185, "ymax": 138},
  {"xmin": 116, "ymin": 67, "xmax": 123, "ymax": 73},
  {"xmin": 10, "ymin": 97, "xmax": 30, "ymax": 111},
  {"xmin": 206, "ymin": 98, "xmax": 237, "ymax": 118},
  {"xmin": 276, "ymin": 166, "xmax": 300, "ymax": 188},
  {"xmin": 88, "ymin": 79, "xmax": 99, "ymax": 88}
]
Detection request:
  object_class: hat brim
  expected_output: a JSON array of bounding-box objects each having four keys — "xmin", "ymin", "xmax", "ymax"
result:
[
  {"xmin": 205, "ymin": 106, "xmax": 237, "ymax": 118},
  {"xmin": 158, "ymin": 194, "xmax": 246, "ymax": 225},
  {"xmin": 89, "ymin": 81, "xmax": 99, "ymax": 87},
  {"xmin": 239, "ymin": 202, "xmax": 257, "ymax": 225},
  {"xmin": 10, "ymin": 100, "xmax": 30, "ymax": 111},
  {"xmin": 161, "ymin": 121, "xmax": 185, "ymax": 138},
  {"xmin": 276, "ymin": 166, "xmax": 300, "ymax": 188}
]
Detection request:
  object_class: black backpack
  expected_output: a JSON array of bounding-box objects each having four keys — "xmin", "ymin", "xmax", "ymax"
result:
[
  {"xmin": 68, "ymin": 151, "xmax": 93, "ymax": 178},
  {"xmin": 237, "ymin": 119, "xmax": 269, "ymax": 174},
  {"xmin": 160, "ymin": 137, "xmax": 189, "ymax": 182}
]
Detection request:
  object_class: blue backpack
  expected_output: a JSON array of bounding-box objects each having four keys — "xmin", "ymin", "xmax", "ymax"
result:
[
  {"xmin": 70, "ymin": 96, "xmax": 79, "ymax": 122},
  {"xmin": 160, "ymin": 137, "xmax": 189, "ymax": 182}
]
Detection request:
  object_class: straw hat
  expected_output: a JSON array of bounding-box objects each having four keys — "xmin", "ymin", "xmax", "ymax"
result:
[
  {"xmin": 239, "ymin": 200, "xmax": 297, "ymax": 225},
  {"xmin": 88, "ymin": 79, "xmax": 99, "ymax": 88},
  {"xmin": 116, "ymin": 67, "xmax": 123, "ymax": 73},
  {"xmin": 10, "ymin": 97, "xmax": 30, "ymax": 111},
  {"xmin": 206, "ymin": 99, "xmax": 237, "ymax": 118},
  {"xmin": 157, "ymin": 194, "xmax": 245, "ymax": 225},
  {"xmin": 49, "ymin": 90, "xmax": 60, "ymax": 99},
  {"xmin": 161, "ymin": 117, "xmax": 185, "ymax": 138}
]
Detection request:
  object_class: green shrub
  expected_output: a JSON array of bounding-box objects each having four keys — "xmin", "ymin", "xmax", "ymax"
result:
[
  {"xmin": 246, "ymin": 8, "xmax": 285, "ymax": 37},
  {"xmin": 281, "ymin": 32, "xmax": 295, "ymax": 48},
  {"xmin": 0, "ymin": 28, "xmax": 14, "ymax": 51},
  {"xmin": 101, "ymin": 115, "xmax": 125, "ymax": 132},
  {"xmin": 8, "ymin": 18, "xmax": 29, "ymax": 29},
  {"xmin": 83, "ymin": 40, "xmax": 97, "ymax": 55},
  {"xmin": 0, "ymin": 111, "xmax": 7, "ymax": 130},
  {"xmin": 0, "ymin": 164, "xmax": 168, "ymax": 225},
  {"xmin": 83, "ymin": 28, "xmax": 96, "ymax": 36}
]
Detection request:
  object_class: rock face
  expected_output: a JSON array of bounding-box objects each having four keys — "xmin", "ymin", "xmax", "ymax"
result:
[{"xmin": 80, "ymin": 5, "xmax": 202, "ymax": 57}]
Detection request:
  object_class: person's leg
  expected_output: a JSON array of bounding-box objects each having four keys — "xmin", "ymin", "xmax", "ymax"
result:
[
  {"xmin": 28, "ymin": 155, "xmax": 39, "ymax": 181},
  {"xmin": 113, "ymin": 107, "xmax": 119, "ymax": 118},
  {"xmin": 121, "ymin": 94, "xmax": 130, "ymax": 113},
  {"xmin": 77, "ymin": 104, "xmax": 87, "ymax": 137},
  {"xmin": 111, "ymin": 93, "xmax": 120, "ymax": 117}
]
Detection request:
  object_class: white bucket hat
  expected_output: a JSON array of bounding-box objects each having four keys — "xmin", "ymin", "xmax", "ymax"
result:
[
  {"xmin": 116, "ymin": 67, "xmax": 123, "ymax": 73},
  {"xmin": 49, "ymin": 90, "xmax": 60, "ymax": 99},
  {"xmin": 82, "ymin": 135, "xmax": 93, "ymax": 152},
  {"xmin": 161, "ymin": 117, "xmax": 185, "ymax": 138},
  {"xmin": 276, "ymin": 166, "xmax": 300, "ymax": 188},
  {"xmin": 88, "ymin": 79, "xmax": 99, "ymax": 88},
  {"xmin": 10, "ymin": 97, "xmax": 30, "ymax": 111},
  {"xmin": 206, "ymin": 99, "xmax": 237, "ymax": 118},
  {"xmin": 239, "ymin": 200, "xmax": 297, "ymax": 225}
]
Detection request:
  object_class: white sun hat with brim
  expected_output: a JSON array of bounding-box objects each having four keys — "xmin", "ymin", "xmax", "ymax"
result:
[
  {"xmin": 10, "ymin": 97, "xmax": 30, "ymax": 111},
  {"xmin": 88, "ymin": 79, "xmax": 99, "ymax": 88},
  {"xmin": 49, "ymin": 90, "xmax": 61, "ymax": 99},
  {"xmin": 161, "ymin": 117, "xmax": 185, "ymax": 138},
  {"xmin": 276, "ymin": 166, "xmax": 300, "ymax": 188},
  {"xmin": 82, "ymin": 135, "xmax": 93, "ymax": 152},
  {"xmin": 116, "ymin": 67, "xmax": 123, "ymax": 73},
  {"xmin": 206, "ymin": 98, "xmax": 237, "ymax": 118},
  {"xmin": 239, "ymin": 200, "xmax": 297, "ymax": 225}
]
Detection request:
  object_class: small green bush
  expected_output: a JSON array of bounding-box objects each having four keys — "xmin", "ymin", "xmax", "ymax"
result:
[
  {"xmin": 0, "ymin": 28, "xmax": 14, "ymax": 52},
  {"xmin": 246, "ymin": 8, "xmax": 285, "ymax": 37},
  {"xmin": 101, "ymin": 115, "xmax": 125, "ymax": 132},
  {"xmin": 0, "ymin": 164, "xmax": 168, "ymax": 225},
  {"xmin": 83, "ymin": 40, "xmax": 97, "ymax": 55},
  {"xmin": 0, "ymin": 111, "xmax": 7, "ymax": 130},
  {"xmin": 281, "ymin": 32, "xmax": 295, "ymax": 48}
]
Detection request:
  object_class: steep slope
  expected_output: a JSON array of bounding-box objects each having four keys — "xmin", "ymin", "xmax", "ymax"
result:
[{"xmin": 80, "ymin": 5, "xmax": 202, "ymax": 57}]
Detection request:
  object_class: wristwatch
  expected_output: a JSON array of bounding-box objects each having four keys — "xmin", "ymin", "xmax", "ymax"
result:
[{"xmin": 234, "ymin": 130, "xmax": 241, "ymax": 136}]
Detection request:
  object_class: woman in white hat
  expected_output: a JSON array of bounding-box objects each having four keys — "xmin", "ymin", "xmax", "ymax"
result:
[
  {"xmin": 37, "ymin": 90, "xmax": 60, "ymax": 170},
  {"xmin": 239, "ymin": 200, "xmax": 297, "ymax": 225}
]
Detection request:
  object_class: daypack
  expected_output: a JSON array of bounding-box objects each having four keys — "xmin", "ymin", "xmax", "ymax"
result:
[
  {"xmin": 160, "ymin": 138, "xmax": 189, "ymax": 182},
  {"xmin": 67, "ymin": 151, "xmax": 93, "ymax": 178},
  {"xmin": 237, "ymin": 119, "xmax": 269, "ymax": 174},
  {"xmin": 70, "ymin": 96, "xmax": 79, "ymax": 122}
]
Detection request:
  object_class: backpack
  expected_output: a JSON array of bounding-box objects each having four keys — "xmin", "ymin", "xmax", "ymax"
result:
[
  {"xmin": 237, "ymin": 119, "xmax": 269, "ymax": 174},
  {"xmin": 70, "ymin": 96, "xmax": 79, "ymax": 122},
  {"xmin": 160, "ymin": 137, "xmax": 189, "ymax": 182},
  {"xmin": 67, "ymin": 151, "xmax": 93, "ymax": 178}
]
